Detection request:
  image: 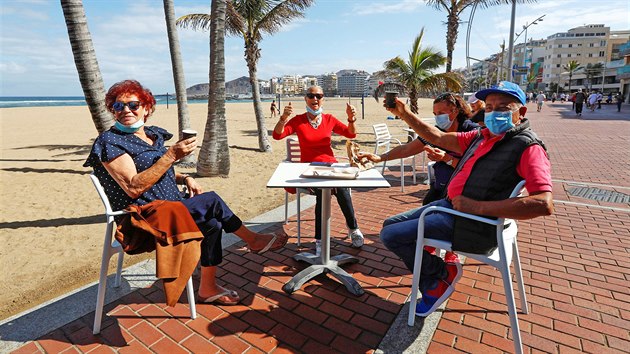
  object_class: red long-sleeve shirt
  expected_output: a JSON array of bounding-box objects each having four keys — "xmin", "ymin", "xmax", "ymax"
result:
[{"xmin": 272, "ymin": 113, "xmax": 356, "ymax": 163}]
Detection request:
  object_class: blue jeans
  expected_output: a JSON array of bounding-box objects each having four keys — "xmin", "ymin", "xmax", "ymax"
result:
[{"xmin": 380, "ymin": 198, "xmax": 455, "ymax": 291}]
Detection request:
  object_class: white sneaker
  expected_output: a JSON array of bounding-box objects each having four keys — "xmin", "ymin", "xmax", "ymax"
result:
[
  {"xmin": 348, "ymin": 228, "xmax": 364, "ymax": 248},
  {"xmin": 315, "ymin": 240, "xmax": 321, "ymax": 256}
]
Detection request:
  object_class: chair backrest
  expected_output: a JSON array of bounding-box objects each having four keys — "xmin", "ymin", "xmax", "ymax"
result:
[
  {"xmin": 372, "ymin": 123, "xmax": 392, "ymax": 143},
  {"xmin": 510, "ymin": 180, "xmax": 527, "ymax": 198},
  {"xmin": 285, "ymin": 136, "xmax": 301, "ymax": 163},
  {"xmin": 89, "ymin": 174, "xmax": 117, "ymax": 215}
]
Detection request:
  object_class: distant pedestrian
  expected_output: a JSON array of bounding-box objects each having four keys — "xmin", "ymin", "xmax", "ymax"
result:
[
  {"xmin": 616, "ymin": 92, "xmax": 624, "ymax": 112},
  {"xmin": 588, "ymin": 92, "xmax": 598, "ymax": 112},
  {"xmin": 607, "ymin": 93, "xmax": 613, "ymax": 104},
  {"xmin": 574, "ymin": 89, "xmax": 586, "ymax": 116},
  {"xmin": 597, "ymin": 92, "xmax": 603, "ymax": 109},
  {"xmin": 551, "ymin": 92, "xmax": 557, "ymax": 103},
  {"xmin": 270, "ymin": 100, "xmax": 278, "ymax": 118},
  {"xmin": 536, "ymin": 91, "xmax": 546, "ymax": 112}
]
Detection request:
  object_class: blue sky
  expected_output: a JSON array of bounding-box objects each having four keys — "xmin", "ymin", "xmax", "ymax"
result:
[{"xmin": 1, "ymin": 0, "xmax": 629, "ymax": 96}]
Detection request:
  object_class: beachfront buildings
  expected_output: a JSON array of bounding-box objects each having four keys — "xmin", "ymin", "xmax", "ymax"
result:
[
  {"xmin": 460, "ymin": 24, "xmax": 630, "ymax": 95},
  {"xmin": 336, "ymin": 69, "xmax": 370, "ymax": 97}
]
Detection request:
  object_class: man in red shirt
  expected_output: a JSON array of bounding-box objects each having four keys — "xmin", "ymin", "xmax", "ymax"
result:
[
  {"xmin": 380, "ymin": 81, "xmax": 553, "ymax": 317},
  {"xmin": 273, "ymin": 86, "xmax": 364, "ymax": 255}
]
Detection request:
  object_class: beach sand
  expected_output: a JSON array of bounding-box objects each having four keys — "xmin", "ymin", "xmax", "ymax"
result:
[{"xmin": 0, "ymin": 96, "xmax": 434, "ymax": 319}]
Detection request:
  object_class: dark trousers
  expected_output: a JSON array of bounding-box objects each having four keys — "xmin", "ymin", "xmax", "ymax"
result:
[
  {"xmin": 575, "ymin": 102, "xmax": 584, "ymax": 114},
  {"xmin": 618, "ymin": 101, "xmax": 623, "ymax": 112},
  {"xmin": 314, "ymin": 187, "xmax": 358, "ymax": 240},
  {"xmin": 182, "ymin": 192, "xmax": 242, "ymax": 267}
]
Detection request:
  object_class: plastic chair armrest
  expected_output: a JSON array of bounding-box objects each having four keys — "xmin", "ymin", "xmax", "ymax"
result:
[{"xmin": 418, "ymin": 205, "xmax": 504, "ymax": 226}]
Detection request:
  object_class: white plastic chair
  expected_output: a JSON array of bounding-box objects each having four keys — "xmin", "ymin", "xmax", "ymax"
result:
[
  {"xmin": 372, "ymin": 123, "xmax": 416, "ymax": 191},
  {"xmin": 408, "ymin": 180, "xmax": 528, "ymax": 354},
  {"xmin": 89, "ymin": 174, "xmax": 197, "ymax": 335}
]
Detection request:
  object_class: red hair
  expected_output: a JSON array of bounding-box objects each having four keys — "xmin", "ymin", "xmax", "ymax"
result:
[{"xmin": 105, "ymin": 80, "xmax": 156, "ymax": 116}]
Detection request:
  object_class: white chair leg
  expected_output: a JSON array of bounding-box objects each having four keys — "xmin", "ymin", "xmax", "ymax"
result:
[
  {"xmin": 400, "ymin": 157, "xmax": 405, "ymax": 192},
  {"xmin": 93, "ymin": 223, "xmax": 115, "ymax": 335},
  {"xmin": 113, "ymin": 249, "xmax": 124, "ymax": 288},
  {"xmin": 284, "ymin": 190, "xmax": 289, "ymax": 224},
  {"xmin": 498, "ymin": 249, "xmax": 524, "ymax": 354},
  {"xmin": 412, "ymin": 155, "xmax": 417, "ymax": 185},
  {"xmin": 186, "ymin": 276, "xmax": 197, "ymax": 319},
  {"xmin": 512, "ymin": 241, "xmax": 528, "ymax": 313},
  {"xmin": 296, "ymin": 190, "xmax": 301, "ymax": 247}
]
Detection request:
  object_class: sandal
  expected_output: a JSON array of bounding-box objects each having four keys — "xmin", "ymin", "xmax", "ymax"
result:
[
  {"xmin": 197, "ymin": 289, "xmax": 240, "ymax": 305},
  {"xmin": 250, "ymin": 232, "xmax": 288, "ymax": 254}
]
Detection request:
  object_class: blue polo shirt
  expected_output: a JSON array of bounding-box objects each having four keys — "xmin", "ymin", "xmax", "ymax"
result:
[{"xmin": 84, "ymin": 126, "xmax": 182, "ymax": 211}]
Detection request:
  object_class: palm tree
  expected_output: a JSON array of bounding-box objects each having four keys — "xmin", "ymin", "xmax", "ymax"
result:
[
  {"xmin": 60, "ymin": 0, "xmax": 112, "ymax": 133},
  {"xmin": 163, "ymin": 0, "xmax": 195, "ymax": 166},
  {"xmin": 583, "ymin": 62, "xmax": 604, "ymax": 91},
  {"xmin": 377, "ymin": 28, "xmax": 462, "ymax": 114},
  {"xmin": 177, "ymin": 0, "xmax": 314, "ymax": 153},
  {"xmin": 424, "ymin": 0, "xmax": 537, "ymax": 73},
  {"xmin": 197, "ymin": 0, "xmax": 230, "ymax": 176},
  {"xmin": 562, "ymin": 60, "xmax": 582, "ymax": 93}
]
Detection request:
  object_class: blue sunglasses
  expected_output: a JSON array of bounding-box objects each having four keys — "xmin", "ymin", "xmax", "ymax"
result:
[{"xmin": 113, "ymin": 101, "xmax": 141, "ymax": 112}]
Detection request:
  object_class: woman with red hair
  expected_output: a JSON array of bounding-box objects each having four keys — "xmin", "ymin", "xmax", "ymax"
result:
[{"xmin": 85, "ymin": 80, "xmax": 288, "ymax": 305}]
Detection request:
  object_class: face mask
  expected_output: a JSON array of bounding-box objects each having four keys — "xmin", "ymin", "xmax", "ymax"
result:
[
  {"xmin": 484, "ymin": 111, "xmax": 515, "ymax": 135},
  {"xmin": 434, "ymin": 113, "xmax": 453, "ymax": 130},
  {"xmin": 114, "ymin": 119, "xmax": 145, "ymax": 133},
  {"xmin": 306, "ymin": 106, "xmax": 323, "ymax": 116}
]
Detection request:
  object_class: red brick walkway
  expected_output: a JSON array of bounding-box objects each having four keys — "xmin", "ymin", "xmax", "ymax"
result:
[{"xmin": 11, "ymin": 102, "xmax": 630, "ymax": 353}]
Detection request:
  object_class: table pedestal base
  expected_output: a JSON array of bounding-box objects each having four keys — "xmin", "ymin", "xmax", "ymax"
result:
[{"xmin": 282, "ymin": 252, "xmax": 364, "ymax": 296}]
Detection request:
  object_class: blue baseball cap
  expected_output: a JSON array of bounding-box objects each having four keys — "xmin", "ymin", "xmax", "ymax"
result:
[{"xmin": 475, "ymin": 81, "xmax": 527, "ymax": 105}]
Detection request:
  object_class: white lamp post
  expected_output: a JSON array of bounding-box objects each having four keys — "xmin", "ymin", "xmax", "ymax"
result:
[{"xmin": 514, "ymin": 14, "xmax": 545, "ymax": 85}]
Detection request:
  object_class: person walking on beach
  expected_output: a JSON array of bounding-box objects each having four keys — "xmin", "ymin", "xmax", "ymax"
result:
[
  {"xmin": 84, "ymin": 80, "xmax": 288, "ymax": 306},
  {"xmin": 379, "ymin": 81, "xmax": 553, "ymax": 317},
  {"xmin": 270, "ymin": 100, "xmax": 278, "ymax": 118},
  {"xmin": 272, "ymin": 85, "xmax": 364, "ymax": 255},
  {"xmin": 616, "ymin": 92, "xmax": 624, "ymax": 112},
  {"xmin": 575, "ymin": 89, "xmax": 586, "ymax": 116},
  {"xmin": 536, "ymin": 91, "xmax": 546, "ymax": 112}
]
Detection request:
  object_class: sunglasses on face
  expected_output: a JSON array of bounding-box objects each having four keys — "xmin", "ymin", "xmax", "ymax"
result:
[
  {"xmin": 112, "ymin": 101, "xmax": 141, "ymax": 112},
  {"xmin": 306, "ymin": 93, "xmax": 324, "ymax": 99}
]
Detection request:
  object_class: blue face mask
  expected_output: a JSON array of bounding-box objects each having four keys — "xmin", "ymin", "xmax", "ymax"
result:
[
  {"xmin": 484, "ymin": 111, "xmax": 515, "ymax": 135},
  {"xmin": 434, "ymin": 113, "xmax": 453, "ymax": 130},
  {"xmin": 306, "ymin": 106, "xmax": 323, "ymax": 116},
  {"xmin": 114, "ymin": 119, "xmax": 145, "ymax": 133}
]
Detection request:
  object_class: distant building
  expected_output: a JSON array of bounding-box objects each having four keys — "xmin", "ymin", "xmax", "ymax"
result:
[
  {"xmin": 336, "ymin": 69, "xmax": 370, "ymax": 97},
  {"xmin": 317, "ymin": 73, "xmax": 337, "ymax": 95}
]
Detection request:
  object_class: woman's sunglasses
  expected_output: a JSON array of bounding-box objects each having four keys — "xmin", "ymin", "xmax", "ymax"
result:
[
  {"xmin": 306, "ymin": 93, "xmax": 324, "ymax": 99},
  {"xmin": 113, "ymin": 101, "xmax": 141, "ymax": 112}
]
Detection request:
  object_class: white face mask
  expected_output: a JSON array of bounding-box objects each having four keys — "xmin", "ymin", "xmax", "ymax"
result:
[
  {"xmin": 114, "ymin": 119, "xmax": 145, "ymax": 133},
  {"xmin": 306, "ymin": 106, "xmax": 323, "ymax": 116}
]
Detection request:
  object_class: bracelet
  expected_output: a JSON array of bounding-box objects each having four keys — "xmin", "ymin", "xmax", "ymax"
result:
[
  {"xmin": 180, "ymin": 174, "xmax": 192, "ymax": 185},
  {"xmin": 347, "ymin": 118, "xmax": 356, "ymax": 123}
]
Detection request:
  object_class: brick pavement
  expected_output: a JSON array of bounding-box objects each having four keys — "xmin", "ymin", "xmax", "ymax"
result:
[{"xmin": 9, "ymin": 102, "xmax": 630, "ymax": 353}]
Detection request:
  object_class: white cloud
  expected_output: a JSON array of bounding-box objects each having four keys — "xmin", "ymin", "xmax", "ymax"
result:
[{"xmin": 351, "ymin": 0, "xmax": 424, "ymax": 16}]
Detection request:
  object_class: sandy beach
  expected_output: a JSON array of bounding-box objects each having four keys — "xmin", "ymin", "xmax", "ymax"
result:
[{"xmin": 0, "ymin": 96, "xmax": 435, "ymax": 319}]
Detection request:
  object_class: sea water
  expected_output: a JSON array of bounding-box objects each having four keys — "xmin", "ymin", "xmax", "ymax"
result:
[{"xmin": 0, "ymin": 96, "xmax": 270, "ymax": 109}]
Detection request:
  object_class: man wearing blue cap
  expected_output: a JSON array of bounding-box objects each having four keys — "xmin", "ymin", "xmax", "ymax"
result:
[{"xmin": 380, "ymin": 81, "xmax": 553, "ymax": 317}]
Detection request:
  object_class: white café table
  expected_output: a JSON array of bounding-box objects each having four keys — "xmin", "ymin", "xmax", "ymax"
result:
[{"xmin": 267, "ymin": 162, "xmax": 390, "ymax": 296}]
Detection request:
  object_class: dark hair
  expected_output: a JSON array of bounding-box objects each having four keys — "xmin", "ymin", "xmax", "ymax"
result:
[
  {"xmin": 433, "ymin": 93, "xmax": 472, "ymax": 125},
  {"xmin": 105, "ymin": 80, "xmax": 156, "ymax": 116}
]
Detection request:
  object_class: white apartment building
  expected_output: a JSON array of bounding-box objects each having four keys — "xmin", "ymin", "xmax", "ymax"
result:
[
  {"xmin": 336, "ymin": 69, "xmax": 370, "ymax": 97},
  {"xmin": 542, "ymin": 24, "xmax": 610, "ymax": 90}
]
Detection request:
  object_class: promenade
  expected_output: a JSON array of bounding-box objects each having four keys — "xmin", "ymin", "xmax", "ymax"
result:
[{"xmin": 2, "ymin": 102, "xmax": 629, "ymax": 353}]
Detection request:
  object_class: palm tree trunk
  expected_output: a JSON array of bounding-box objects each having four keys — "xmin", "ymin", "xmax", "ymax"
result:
[
  {"xmin": 163, "ymin": 0, "xmax": 194, "ymax": 166},
  {"xmin": 60, "ymin": 0, "xmax": 113, "ymax": 133},
  {"xmin": 409, "ymin": 88, "xmax": 419, "ymax": 114},
  {"xmin": 445, "ymin": 9, "xmax": 459, "ymax": 73},
  {"xmin": 245, "ymin": 44, "xmax": 272, "ymax": 152},
  {"xmin": 197, "ymin": 0, "xmax": 230, "ymax": 176}
]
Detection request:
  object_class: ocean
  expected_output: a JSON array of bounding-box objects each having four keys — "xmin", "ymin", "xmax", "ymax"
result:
[{"xmin": 0, "ymin": 95, "xmax": 269, "ymax": 109}]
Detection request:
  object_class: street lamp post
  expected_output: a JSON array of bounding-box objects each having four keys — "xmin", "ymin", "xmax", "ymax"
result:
[
  {"xmin": 601, "ymin": 61, "xmax": 606, "ymax": 93},
  {"xmin": 514, "ymin": 14, "xmax": 545, "ymax": 85}
]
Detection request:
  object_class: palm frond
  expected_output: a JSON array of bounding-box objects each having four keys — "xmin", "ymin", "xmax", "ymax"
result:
[
  {"xmin": 176, "ymin": 13, "xmax": 213, "ymax": 31},
  {"xmin": 373, "ymin": 82, "xmax": 406, "ymax": 102},
  {"xmin": 255, "ymin": 0, "xmax": 314, "ymax": 35}
]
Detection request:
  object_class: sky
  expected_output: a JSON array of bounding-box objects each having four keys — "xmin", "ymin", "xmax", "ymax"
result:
[{"xmin": 1, "ymin": 0, "xmax": 629, "ymax": 97}]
